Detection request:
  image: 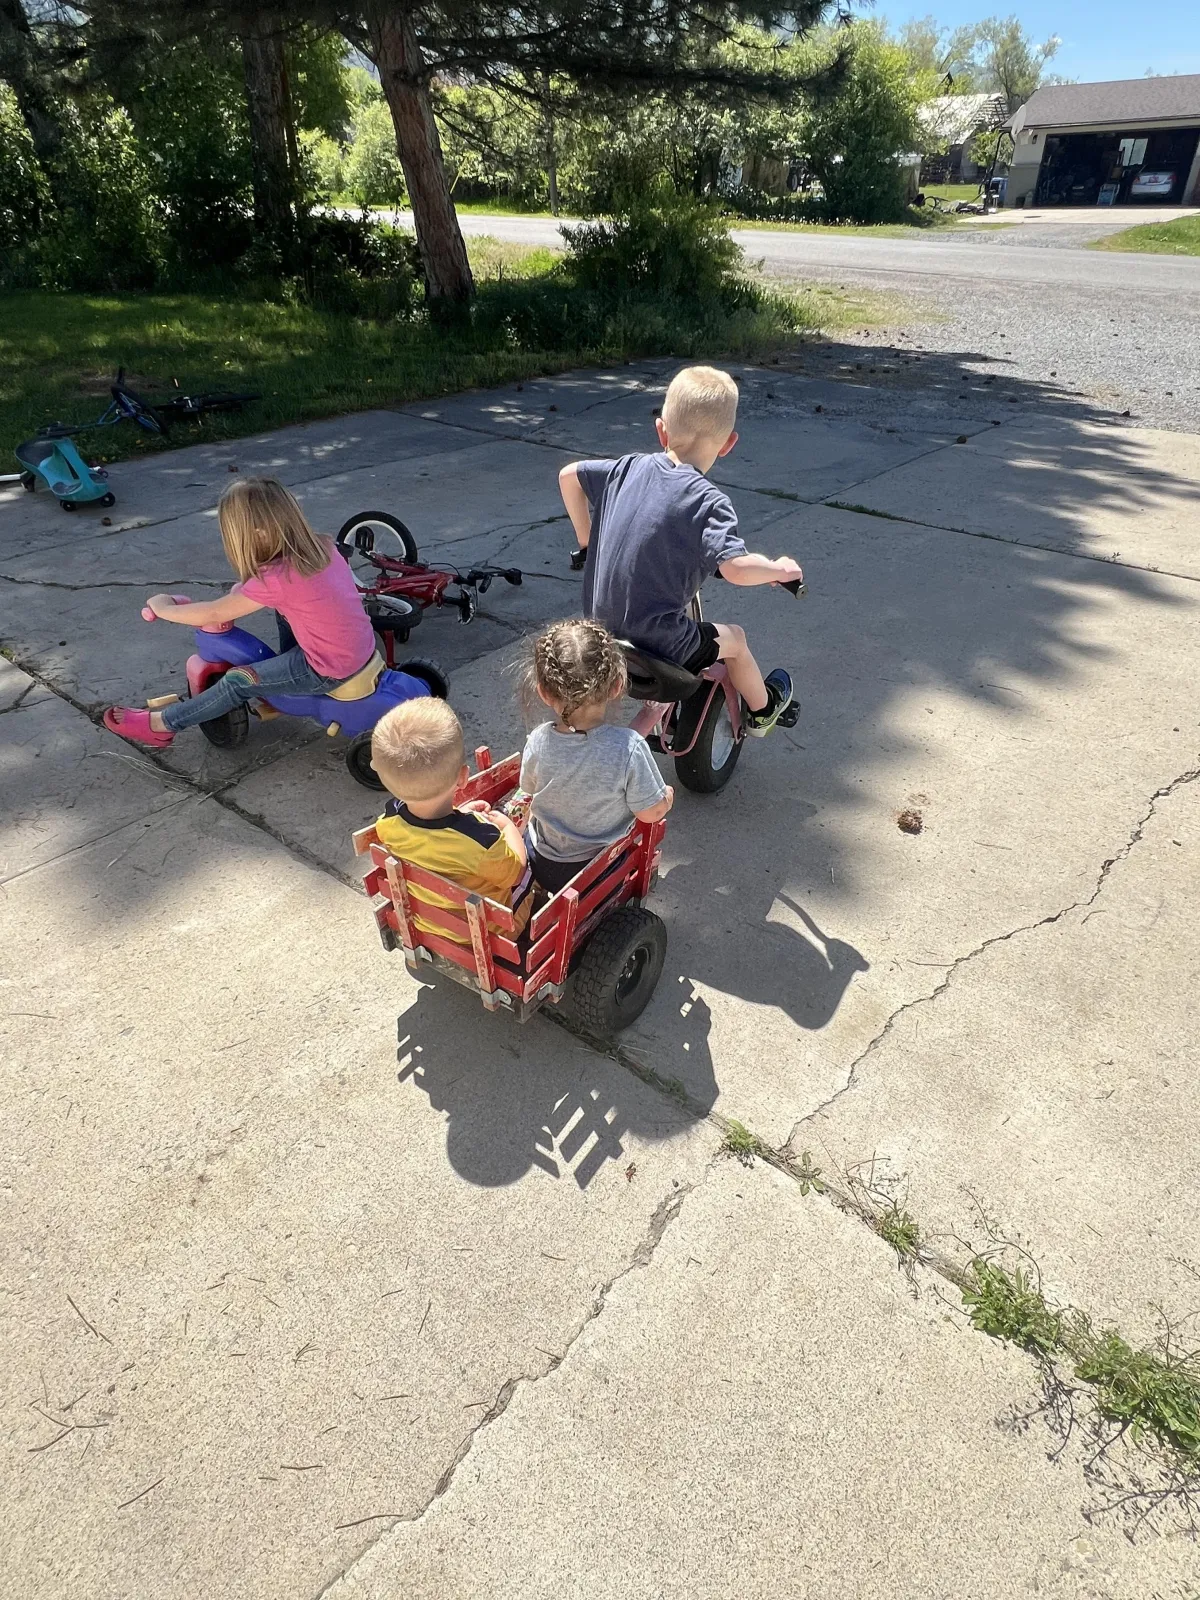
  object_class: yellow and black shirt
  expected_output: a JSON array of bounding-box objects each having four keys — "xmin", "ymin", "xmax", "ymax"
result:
[{"xmin": 375, "ymin": 800, "xmax": 529, "ymax": 941}]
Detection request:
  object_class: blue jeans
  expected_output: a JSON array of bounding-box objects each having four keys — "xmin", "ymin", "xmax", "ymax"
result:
[{"xmin": 162, "ymin": 613, "xmax": 351, "ymax": 731}]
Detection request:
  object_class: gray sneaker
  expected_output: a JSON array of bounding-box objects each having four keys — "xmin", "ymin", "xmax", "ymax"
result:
[{"xmin": 746, "ymin": 669, "xmax": 793, "ymax": 737}]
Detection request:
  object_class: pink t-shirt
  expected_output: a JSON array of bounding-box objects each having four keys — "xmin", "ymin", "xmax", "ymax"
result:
[{"xmin": 241, "ymin": 540, "xmax": 375, "ymax": 679}]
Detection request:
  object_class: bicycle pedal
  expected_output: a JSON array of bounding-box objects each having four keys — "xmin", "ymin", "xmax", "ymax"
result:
[
  {"xmin": 778, "ymin": 699, "xmax": 801, "ymax": 729},
  {"xmin": 252, "ymin": 700, "xmax": 280, "ymax": 721}
]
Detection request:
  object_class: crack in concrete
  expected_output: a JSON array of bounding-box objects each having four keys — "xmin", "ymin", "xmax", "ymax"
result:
[
  {"xmin": 0, "ymin": 681, "xmax": 38, "ymax": 714},
  {"xmin": 0, "ymin": 572, "xmax": 226, "ymax": 593},
  {"xmin": 313, "ymin": 1168, "xmax": 708, "ymax": 1598},
  {"xmin": 787, "ymin": 756, "xmax": 1200, "ymax": 1144}
]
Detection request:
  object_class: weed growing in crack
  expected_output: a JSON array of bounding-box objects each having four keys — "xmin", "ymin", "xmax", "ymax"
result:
[
  {"xmin": 1072, "ymin": 1322, "xmax": 1200, "ymax": 1462},
  {"xmin": 790, "ymin": 1150, "xmax": 826, "ymax": 1196},
  {"xmin": 964, "ymin": 1260, "xmax": 1200, "ymax": 1472},
  {"xmin": 873, "ymin": 1204, "xmax": 921, "ymax": 1263},
  {"xmin": 962, "ymin": 1260, "xmax": 1065, "ymax": 1356},
  {"xmin": 721, "ymin": 1120, "xmax": 762, "ymax": 1165}
]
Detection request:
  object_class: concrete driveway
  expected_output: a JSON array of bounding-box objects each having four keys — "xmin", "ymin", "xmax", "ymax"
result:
[{"xmin": 2, "ymin": 359, "xmax": 1199, "ymax": 1597}]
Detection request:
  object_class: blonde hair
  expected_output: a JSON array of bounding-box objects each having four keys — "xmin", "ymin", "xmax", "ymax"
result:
[
  {"xmin": 528, "ymin": 618, "xmax": 627, "ymax": 729},
  {"xmin": 218, "ymin": 477, "xmax": 330, "ymax": 582},
  {"xmin": 371, "ymin": 698, "xmax": 464, "ymax": 802},
  {"xmin": 661, "ymin": 365, "xmax": 738, "ymax": 452}
]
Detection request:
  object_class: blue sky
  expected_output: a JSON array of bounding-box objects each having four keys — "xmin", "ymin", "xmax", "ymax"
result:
[{"xmin": 870, "ymin": 1, "xmax": 1200, "ymax": 84}]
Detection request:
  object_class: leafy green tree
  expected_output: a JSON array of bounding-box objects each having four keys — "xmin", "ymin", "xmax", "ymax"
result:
[
  {"xmin": 797, "ymin": 22, "xmax": 931, "ymax": 222},
  {"xmin": 334, "ymin": 0, "xmax": 844, "ymax": 306},
  {"xmin": 105, "ymin": 40, "xmax": 255, "ymax": 268},
  {"xmin": 35, "ymin": 96, "xmax": 166, "ymax": 288},
  {"xmin": 959, "ymin": 15, "xmax": 1062, "ymax": 112},
  {"xmin": 895, "ymin": 15, "xmax": 980, "ymax": 88},
  {"xmin": 343, "ymin": 88, "xmax": 406, "ymax": 207}
]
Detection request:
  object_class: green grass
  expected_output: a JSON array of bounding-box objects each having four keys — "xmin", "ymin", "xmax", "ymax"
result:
[
  {"xmin": 919, "ymin": 183, "xmax": 981, "ymax": 204},
  {"xmin": 0, "ymin": 238, "xmax": 860, "ymax": 466},
  {"xmin": 0, "ymin": 289, "xmax": 557, "ymax": 465},
  {"xmin": 1090, "ymin": 214, "xmax": 1200, "ymax": 256}
]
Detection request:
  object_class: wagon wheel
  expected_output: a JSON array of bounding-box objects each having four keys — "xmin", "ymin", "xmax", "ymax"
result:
[{"xmin": 570, "ymin": 906, "xmax": 667, "ymax": 1035}]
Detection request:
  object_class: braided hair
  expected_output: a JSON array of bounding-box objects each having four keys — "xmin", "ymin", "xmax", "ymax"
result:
[{"xmin": 529, "ymin": 618, "xmax": 627, "ymax": 731}]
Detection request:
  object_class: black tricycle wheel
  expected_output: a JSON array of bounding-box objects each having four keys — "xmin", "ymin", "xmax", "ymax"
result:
[
  {"xmin": 99, "ymin": 492, "xmax": 116, "ymax": 508},
  {"xmin": 196, "ymin": 675, "xmax": 250, "ymax": 749},
  {"xmin": 20, "ymin": 471, "xmax": 36, "ymax": 492},
  {"xmin": 346, "ymin": 731, "xmax": 384, "ymax": 789},
  {"xmin": 335, "ymin": 511, "xmax": 419, "ymax": 571},
  {"xmin": 671, "ymin": 682, "xmax": 743, "ymax": 794},
  {"xmin": 570, "ymin": 906, "xmax": 667, "ymax": 1035},
  {"xmin": 397, "ymin": 656, "xmax": 449, "ymax": 698}
]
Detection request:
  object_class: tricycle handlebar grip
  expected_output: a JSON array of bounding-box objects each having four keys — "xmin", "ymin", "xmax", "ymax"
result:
[{"xmin": 141, "ymin": 593, "xmax": 192, "ymax": 621}]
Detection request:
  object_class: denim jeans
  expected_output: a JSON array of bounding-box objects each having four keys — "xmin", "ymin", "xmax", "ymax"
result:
[{"xmin": 162, "ymin": 613, "xmax": 351, "ymax": 731}]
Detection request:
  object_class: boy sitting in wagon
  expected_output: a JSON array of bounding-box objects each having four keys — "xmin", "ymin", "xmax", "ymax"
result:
[{"xmin": 370, "ymin": 699, "xmax": 531, "ymax": 938}]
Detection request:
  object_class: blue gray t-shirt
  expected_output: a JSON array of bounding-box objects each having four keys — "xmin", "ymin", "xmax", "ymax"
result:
[
  {"xmin": 520, "ymin": 721, "xmax": 668, "ymax": 864},
  {"xmin": 577, "ymin": 453, "xmax": 747, "ymax": 664}
]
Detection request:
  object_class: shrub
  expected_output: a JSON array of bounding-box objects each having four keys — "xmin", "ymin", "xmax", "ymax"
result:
[
  {"xmin": 0, "ymin": 88, "xmax": 50, "ymax": 254},
  {"xmin": 298, "ymin": 215, "xmax": 421, "ymax": 319},
  {"xmin": 4, "ymin": 97, "xmax": 166, "ymax": 290},
  {"xmin": 560, "ymin": 188, "xmax": 747, "ymax": 307},
  {"xmin": 720, "ymin": 186, "xmax": 825, "ymax": 224},
  {"xmin": 343, "ymin": 95, "xmax": 406, "ymax": 210}
]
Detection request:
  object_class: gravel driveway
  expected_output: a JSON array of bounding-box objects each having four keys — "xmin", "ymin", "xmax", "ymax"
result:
[
  {"xmin": 759, "ymin": 248, "xmax": 1200, "ymax": 434},
  {"xmin": 385, "ymin": 207, "xmax": 1200, "ymax": 433}
]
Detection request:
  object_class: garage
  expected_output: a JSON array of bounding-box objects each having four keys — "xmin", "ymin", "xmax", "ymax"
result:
[{"xmin": 1006, "ymin": 74, "xmax": 1200, "ymax": 208}]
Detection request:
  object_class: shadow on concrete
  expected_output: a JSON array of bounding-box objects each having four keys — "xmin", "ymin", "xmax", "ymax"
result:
[
  {"xmin": 4, "ymin": 355, "xmax": 1199, "ymax": 1146},
  {"xmin": 393, "ymin": 982, "xmax": 701, "ymax": 1190}
]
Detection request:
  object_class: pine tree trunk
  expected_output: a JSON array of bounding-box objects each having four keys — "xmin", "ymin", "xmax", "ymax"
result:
[
  {"xmin": 541, "ymin": 72, "xmax": 559, "ymax": 217},
  {"xmin": 0, "ymin": 0, "xmax": 65, "ymax": 165},
  {"xmin": 368, "ymin": 6, "xmax": 474, "ymax": 305},
  {"xmin": 239, "ymin": 10, "xmax": 298, "ymax": 253}
]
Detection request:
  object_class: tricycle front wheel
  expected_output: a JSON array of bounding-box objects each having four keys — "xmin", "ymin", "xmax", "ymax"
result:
[
  {"xmin": 571, "ymin": 906, "xmax": 667, "ymax": 1035},
  {"xmin": 195, "ymin": 675, "xmax": 250, "ymax": 749}
]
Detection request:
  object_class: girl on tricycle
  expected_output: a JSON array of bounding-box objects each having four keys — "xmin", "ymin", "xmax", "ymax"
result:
[{"xmin": 103, "ymin": 478, "xmax": 438, "ymax": 765}]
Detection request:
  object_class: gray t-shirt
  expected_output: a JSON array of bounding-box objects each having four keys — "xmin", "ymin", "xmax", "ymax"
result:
[
  {"xmin": 520, "ymin": 721, "xmax": 668, "ymax": 863},
  {"xmin": 577, "ymin": 453, "xmax": 747, "ymax": 664}
]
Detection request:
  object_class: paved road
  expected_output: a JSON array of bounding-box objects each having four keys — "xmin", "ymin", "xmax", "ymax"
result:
[{"xmin": 389, "ymin": 207, "xmax": 1200, "ymax": 297}]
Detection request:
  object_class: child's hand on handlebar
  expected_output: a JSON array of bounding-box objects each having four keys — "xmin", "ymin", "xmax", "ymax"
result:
[
  {"xmin": 144, "ymin": 592, "xmax": 192, "ymax": 619},
  {"xmin": 771, "ymin": 558, "xmax": 804, "ymax": 586}
]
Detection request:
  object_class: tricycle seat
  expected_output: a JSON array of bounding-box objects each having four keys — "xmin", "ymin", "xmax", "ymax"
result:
[
  {"xmin": 328, "ymin": 650, "xmax": 385, "ymax": 701},
  {"xmin": 619, "ymin": 641, "xmax": 706, "ymax": 704}
]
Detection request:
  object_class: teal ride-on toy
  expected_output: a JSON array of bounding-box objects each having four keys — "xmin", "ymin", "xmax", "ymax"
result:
[{"xmin": 16, "ymin": 427, "xmax": 115, "ymax": 512}]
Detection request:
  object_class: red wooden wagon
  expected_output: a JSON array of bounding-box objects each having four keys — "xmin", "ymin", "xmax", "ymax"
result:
[{"xmin": 353, "ymin": 746, "xmax": 668, "ymax": 1033}]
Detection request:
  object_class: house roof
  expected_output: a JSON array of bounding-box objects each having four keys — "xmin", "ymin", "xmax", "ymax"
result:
[
  {"xmin": 1013, "ymin": 74, "xmax": 1200, "ymax": 133},
  {"xmin": 919, "ymin": 93, "xmax": 1007, "ymax": 146}
]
